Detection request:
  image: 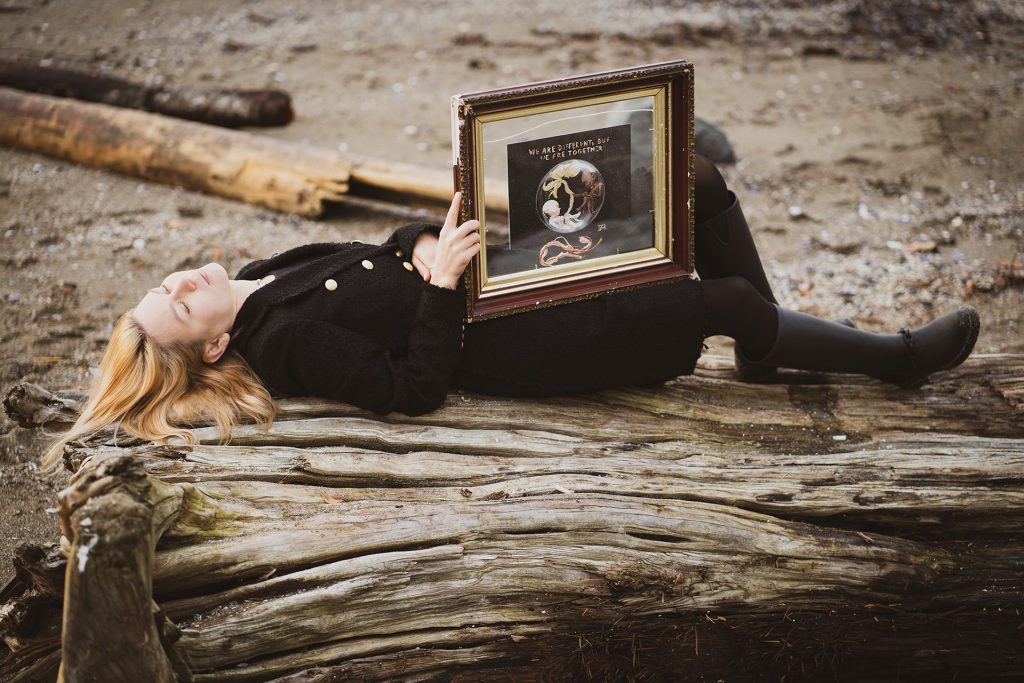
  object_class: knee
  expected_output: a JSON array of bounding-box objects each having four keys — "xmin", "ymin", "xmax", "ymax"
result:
[{"xmin": 694, "ymin": 154, "xmax": 730, "ymax": 223}]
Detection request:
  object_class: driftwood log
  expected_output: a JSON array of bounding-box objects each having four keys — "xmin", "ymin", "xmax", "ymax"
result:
[
  {"xmin": 1, "ymin": 353, "xmax": 1022, "ymax": 681},
  {"xmin": 0, "ymin": 57, "xmax": 294, "ymax": 128},
  {"xmin": 0, "ymin": 86, "xmax": 474, "ymax": 217}
]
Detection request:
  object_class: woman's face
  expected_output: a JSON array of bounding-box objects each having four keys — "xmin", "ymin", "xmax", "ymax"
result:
[{"xmin": 133, "ymin": 263, "xmax": 234, "ymax": 346}]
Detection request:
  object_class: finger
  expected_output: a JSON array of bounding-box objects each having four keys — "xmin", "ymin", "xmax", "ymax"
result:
[
  {"xmin": 454, "ymin": 219, "xmax": 480, "ymax": 236},
  {"xmin": 411, "ymin": 254, "xmax": 431, "ymax": 281},
  {"xmin": 453, "ymin": 244, "xmax": 481, "ymax": 265},
  {"xmin": 444, "ymin": 191, "xmax": 462, "ymax": 228},
  {"xmin": 454, "ymin": 228, "xmax": 481, "ymax": 246}
]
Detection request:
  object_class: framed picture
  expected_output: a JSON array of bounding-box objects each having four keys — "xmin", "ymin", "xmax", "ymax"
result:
[{"xmin": 451, "ymin": 60, "xmax": 694, "ymax": 321}]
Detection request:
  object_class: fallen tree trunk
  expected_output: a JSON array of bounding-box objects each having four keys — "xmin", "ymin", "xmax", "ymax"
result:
[
  {"xmin": 0, "ymin": 57, "xmax": 294, "ymax": 128},
  {"xmin": 0, "ymin": 87, "xmax": 471, "ymax": 217},
  {"xmin": 2, "ymin": 354, "xmax": 1022, "ymax": 681}
]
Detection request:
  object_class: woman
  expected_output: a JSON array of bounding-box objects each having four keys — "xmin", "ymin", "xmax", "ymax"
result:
[{"xmin": 40, "ymin": 156, "xmax": 980, "ymax": 476}]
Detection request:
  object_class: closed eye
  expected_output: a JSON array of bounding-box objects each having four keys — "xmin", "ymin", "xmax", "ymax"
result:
[{"xmin": 162, "ymin": 284, "xmax": 190, "ymax": 314}]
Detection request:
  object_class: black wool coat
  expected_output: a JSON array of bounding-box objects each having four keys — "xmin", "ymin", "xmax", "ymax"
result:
[{"xmin": 228, "ymin": 222, "xmax": 707, "ymax": 416}]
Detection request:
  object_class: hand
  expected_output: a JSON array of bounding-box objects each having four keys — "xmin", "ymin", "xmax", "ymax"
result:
[
  {"xmin": 411, "ymin": 232, "xmax": 438, "ymax": 282},
  {"xmin": 430, "ymin": 192, "xmax": 480, "ymax": 290}
]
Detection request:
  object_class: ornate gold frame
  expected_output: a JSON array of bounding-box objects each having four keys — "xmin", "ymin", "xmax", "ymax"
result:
[{"xmin": 452, "ymin": 60, "xmax": 694, "ymax": 321}]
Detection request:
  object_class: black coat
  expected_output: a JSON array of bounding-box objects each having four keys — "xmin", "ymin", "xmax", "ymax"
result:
[{"xmin": 229, "ymin": 222, "xmax": 707, "ymax": 416}]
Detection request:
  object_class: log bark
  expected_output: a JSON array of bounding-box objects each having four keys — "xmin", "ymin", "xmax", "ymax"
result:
[
  {"xmin": 2, "ymin": 354, "xmax": 1022, "ymax": 681},
  {"xmin": 2, "ymin": 383, "xmax": 82, "ymax": 430},
  {"xmin": 0, "ymin": 87, "xmax": 481, "ymax": 216},
  {"xmin": 54, "ymin": 456, "xmax": 189, "ymax": 682},
  {"xmin": 7, "ymin": 351, "xmax": 1022, "ymax": 437},
  {"xmin": 0, "ymin": 57, "xmax": 294, "ymax": 128}
]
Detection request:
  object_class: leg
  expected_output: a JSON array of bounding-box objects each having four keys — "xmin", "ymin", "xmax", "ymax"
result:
[
  {"xmin": 693, "ymin": 154, "xmax": 856, "ymax": 381},
  {"xmin": 701, "ymin": 277, "xmax": 981, "ymax": 388},
  {"xmin": 693, "ymin": 155, "xmax": 778, "ymax": 304},
  {"xmin": 701, "ymin": 276, "xmax": 778, "ymax": 359}
]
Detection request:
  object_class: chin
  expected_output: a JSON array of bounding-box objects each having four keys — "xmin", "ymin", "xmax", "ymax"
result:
[{"xmin": 201, "ymin": 262, "xmax": 229, "ymax": 285}]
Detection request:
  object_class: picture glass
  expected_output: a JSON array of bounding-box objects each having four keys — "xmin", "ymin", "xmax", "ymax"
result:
[{"xmin": 478, "ymin": 93, "xmax": 658, "ymax": 285}]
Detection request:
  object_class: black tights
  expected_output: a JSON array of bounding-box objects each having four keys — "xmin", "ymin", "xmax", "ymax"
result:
[
  {"xmin": 694, "ymin": 154, "xmax": 732, "ymax": 225},
  {"xmin": 702, "ymin": 276, "xmax": 778, "ymax": 359},
  {"xmin": 692, "ymin": 154, "xmax": 778, "ymax": 358}
]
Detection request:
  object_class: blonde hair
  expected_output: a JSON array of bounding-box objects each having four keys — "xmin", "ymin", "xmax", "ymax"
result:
[{"xmin": 39, "ymin": 310, "xmax": 277, "ymax": 477}]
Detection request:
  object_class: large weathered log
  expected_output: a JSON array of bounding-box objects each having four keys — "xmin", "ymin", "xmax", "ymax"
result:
[
  {"xmin": 7, "ymin": 352, "xmax": 1022, "ymax": 437},
  {"xmin": 0, "ymin": 87, "xmax": 468, "ymax": 217},
  {"xmin": 0, "ymin": 57, "xmax": 293, "ymax": 128},
  {"xmin": 2, "ymin": 354, "xmax": 1022, "ymax": 681},
  {"xmin": 8, "ymin": 446, "xmax": 1023, "ymax": 681}
]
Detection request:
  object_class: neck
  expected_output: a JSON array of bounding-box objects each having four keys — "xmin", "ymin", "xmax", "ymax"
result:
[{"xmin": 229, "ymin": 279, "xmax": 261, "ymax": 319}]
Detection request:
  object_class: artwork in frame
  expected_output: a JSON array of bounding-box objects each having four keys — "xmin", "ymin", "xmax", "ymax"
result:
[{"xmin": 451, "ymin": 60, "xmax": 695, "ymax": 322}]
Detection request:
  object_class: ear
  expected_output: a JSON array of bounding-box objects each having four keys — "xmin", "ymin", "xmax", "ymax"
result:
[{"xmin": 203, "ymin": 332, "xmax": 230, "ymax": 364}]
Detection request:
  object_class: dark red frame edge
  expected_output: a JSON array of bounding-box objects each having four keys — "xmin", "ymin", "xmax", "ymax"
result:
[{"xmin": 454, "ymin": 63, "xmax": 693, "ymax": 321}]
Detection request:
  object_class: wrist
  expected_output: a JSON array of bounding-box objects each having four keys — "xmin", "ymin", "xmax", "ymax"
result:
[{"xmin": 431, "ymin": 274, "xmax": 460, "ymax": 289}]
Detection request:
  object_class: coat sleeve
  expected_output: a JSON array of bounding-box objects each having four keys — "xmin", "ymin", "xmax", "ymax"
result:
[
  {"xmin": 384, "ymin": 222, "xmax": 444, "ymax": 259},
  {"xmin": 246, "ymin": 282, "xmax": 466, "ymax": 416}
]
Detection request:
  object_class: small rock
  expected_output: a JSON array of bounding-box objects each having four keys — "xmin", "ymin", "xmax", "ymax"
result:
[
  {"xmin": 788, "ymin": 205, "xmax": 807, "ymax": 220},
  {"xmin": 246, "ymin": 10, "xmax": 275, "ymax": 26},
  {"xmin": 177, "ymin": 204, "xmax": 204, "ymax": 218},
  {"xmin": 132, "ymin": 238, "xmax": 146, "ymax": 251},
  {"xmin": 907, "ymin": 240, "xmax": 938, "ymax": 254},
  {"xmin": 7, "ymin": 293, "xmax": 20, "ymax": 303},
  {"xmin": 452, "ymin": 32, "xmax": 489, "ymax": 46},
  {"xmin": 803, "ymin": 44, "xmax": 840, "ymax": 56},
  {"xmin": 221, "ymin": 38, "xmax": 253, "ymax": 53}
]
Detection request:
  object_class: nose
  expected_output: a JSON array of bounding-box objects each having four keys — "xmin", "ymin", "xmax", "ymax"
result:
[{"xmin": 171, "ymin": 274, "xmax": 198, "ymax": 295}]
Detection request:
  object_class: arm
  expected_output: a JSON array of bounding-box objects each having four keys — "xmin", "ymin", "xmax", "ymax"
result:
[
  {"xmin": 385, "ymin": 222, "xmax": 443, "ymax": 259},
  {"xmin": 249, "ymin": 282, "xmax": 466, "ymax": 415}
]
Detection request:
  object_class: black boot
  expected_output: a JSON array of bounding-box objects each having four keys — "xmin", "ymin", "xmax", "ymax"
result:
[
  {"xmin": 695, "ymin": 191, "xmax": 857, "ymax": 381},
  {"xmin": 739, "ymin": 306, "xmax": 981, "ymax": 388}
]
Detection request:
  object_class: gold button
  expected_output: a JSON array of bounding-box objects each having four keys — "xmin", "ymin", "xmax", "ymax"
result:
[
  {"xmin": 324, "ymin": 278, "xmax": 337, "ymax": 291},
  {"xmin": 403, "ymin": 261, "xmax": 414, "ymax": 271},
  {"xmin": 361, "ymin": 260, "xmax": 374, "ymax": 270},
  {"xmin": 395, "ymin": 249, "xmax": 403, "ymax": 258}
]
